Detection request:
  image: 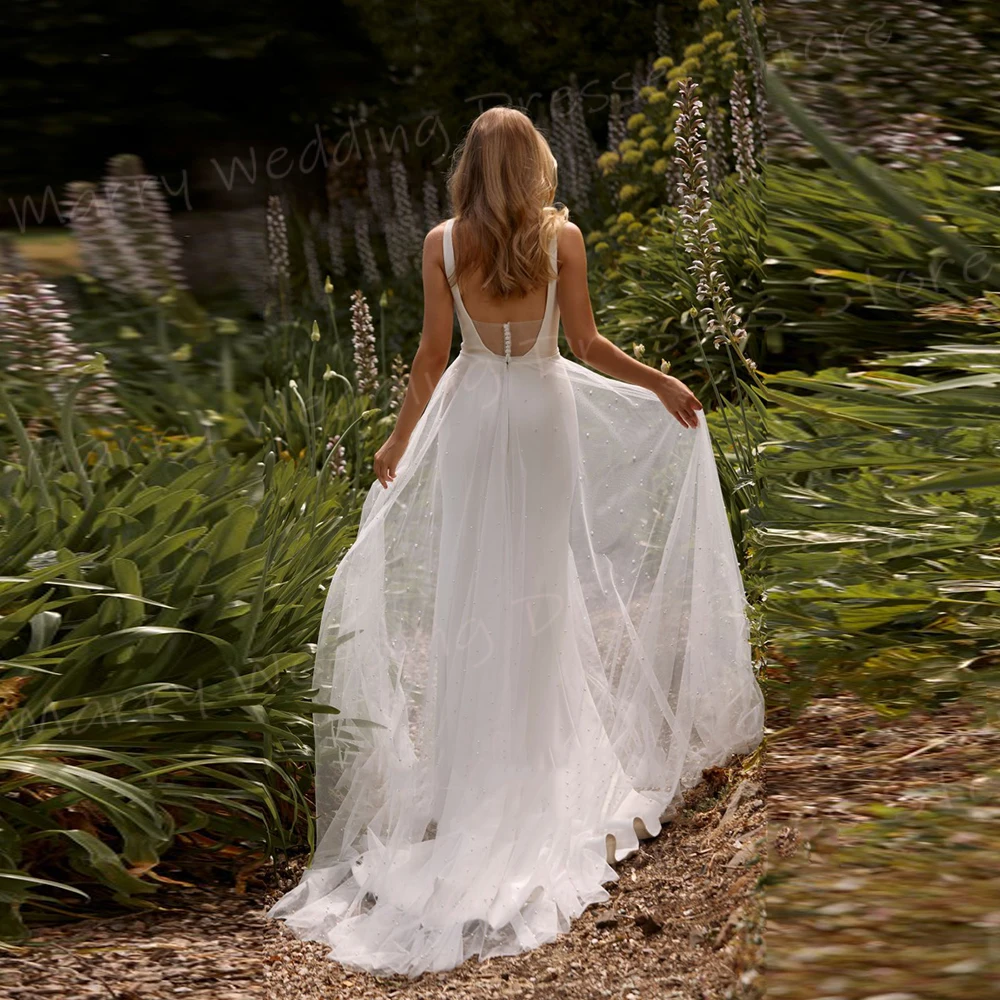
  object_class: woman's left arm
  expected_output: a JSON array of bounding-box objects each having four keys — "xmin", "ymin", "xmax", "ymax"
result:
[{"xmin": 374, "ymin": 224, "xmax": 455, "ymax": 488}]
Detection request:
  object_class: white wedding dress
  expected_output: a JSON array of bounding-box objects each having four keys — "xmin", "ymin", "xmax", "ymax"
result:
[{"xmin": 267, "ymin": 217, "xmax": 764, "ymax": 977}]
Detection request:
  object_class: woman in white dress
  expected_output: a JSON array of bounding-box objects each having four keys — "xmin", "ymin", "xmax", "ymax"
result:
[{"xmin": 268, "ymin": 107, "xmax": 764, "ymax": 978}]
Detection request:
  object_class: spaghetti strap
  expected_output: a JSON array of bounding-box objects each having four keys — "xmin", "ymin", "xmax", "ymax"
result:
[{"xmin": 442, "ymin": 217, "xmax": 457, "ymax": 284}]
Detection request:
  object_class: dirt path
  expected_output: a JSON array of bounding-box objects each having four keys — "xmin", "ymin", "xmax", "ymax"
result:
[
  {"xmin": 1, "ymin": 883, "xmax": 266, "ymax": 1000},
  {"xmin": 3, "ymin": 754, "xmax": 765, "ymax": 1000},
  {"xmin": 765, "ymin": 695, "xmax": 1000, "ymax": 999},
  {"xmin": 263, "ymin": 754, "xmax": 765, "ymax": 1000}
]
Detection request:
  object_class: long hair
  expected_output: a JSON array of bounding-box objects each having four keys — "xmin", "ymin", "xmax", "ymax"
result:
[{"xmin": 446, "ymin": 107, "xmax": 569, "ymax": 300}]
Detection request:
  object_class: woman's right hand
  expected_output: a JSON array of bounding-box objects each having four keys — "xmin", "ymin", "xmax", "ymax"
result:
[
  {"xmin": 654, "ymin": 374, "xmax": 704, "ymax": 429},
  {"xmin": 374, "ymin": 432, "xmax": 409, "ymax": 488}
]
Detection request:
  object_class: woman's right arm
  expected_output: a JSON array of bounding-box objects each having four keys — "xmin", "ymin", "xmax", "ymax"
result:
[
  {"xmin": 556, "ymin": 222, "xmax": 703, "ymax": 429},
  {"xmin": 373, "ymin": 225, "xmax": 454, "ymax": 488}
]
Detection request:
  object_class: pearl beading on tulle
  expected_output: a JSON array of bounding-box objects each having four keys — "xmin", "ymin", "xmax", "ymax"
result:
[{"xmin": 502, "ymin": 321, "xmax": 511, "ymax": 363}]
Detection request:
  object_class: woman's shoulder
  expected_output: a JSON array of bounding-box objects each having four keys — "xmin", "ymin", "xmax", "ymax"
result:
[
  {"xmin": 422, "ymin": 219, "xmax": 452, "ymax": 262},
  {"xmin": 556, "ymin": 220, "xmax": 586, "ymax": 263},
  {"xmin": 424, "ymin": 218, "xmax": 451, "ymax": 243},
  {"xmin": 558, "ymin": 219, "xmax": 583, "ymax": 241}
]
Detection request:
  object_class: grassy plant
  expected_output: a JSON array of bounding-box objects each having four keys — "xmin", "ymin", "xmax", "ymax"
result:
[
  {"xmin": 0, "ymin": 382, "xmax": 360, "ymax": 939},
  {"xmin": 750, "ymin": 330, "xmax": 1000, "ymax": 715},
  {"xmin": 764, "ymin": 151, "xmax": 1000, "ymax": 367}
]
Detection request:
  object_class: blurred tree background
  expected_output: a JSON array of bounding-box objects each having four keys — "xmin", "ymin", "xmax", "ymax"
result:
[
  {"xmin": 0, "ymin": 0, "xmax": 383, "ymax": 209},
  {"xmin": 0, "ymin": 0, "xmax": 699, "ymax": 221}
]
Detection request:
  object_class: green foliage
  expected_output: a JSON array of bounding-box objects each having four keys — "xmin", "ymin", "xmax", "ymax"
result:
[
  {"xmin": 751, "ymin": 336, "xmax": 1000, "ymax": 714},
  {"xmin": 756, "ymin": 39, "xmax": 1000, "ymax": 716},
  {"xmin": 768, "ymin": 0, "xmax": 1000, "ymax": 160},
  {"xmin": 764, "ymin": 150, "xmax": 1000, "ymax": 367},
  {"xmin": 593, "ymin": 172, "xmax": 764, "ymax": 385},
  {"xmin": 0, "ymin": 388, "xmax": 360, "ymax": 938}
]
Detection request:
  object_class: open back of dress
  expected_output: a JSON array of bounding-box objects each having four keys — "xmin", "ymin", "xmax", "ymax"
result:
[
  {"xmin": 268, "ymin": 217, "xmax": 765, "ymax": 978},
  {"xmin": 470, "ymin": 318, "xmax": 542, "ymax": 357}
]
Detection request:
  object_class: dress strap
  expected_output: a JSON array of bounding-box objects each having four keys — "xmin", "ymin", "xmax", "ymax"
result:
[{"xmin": 443, "ymin": 217, "xmax": 457, "ymax": 283}]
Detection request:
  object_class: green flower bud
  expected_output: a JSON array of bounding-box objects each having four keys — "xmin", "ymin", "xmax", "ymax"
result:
[{"xmin": 79, "ymin": 352, "xmax": 109, "ymax": 375}]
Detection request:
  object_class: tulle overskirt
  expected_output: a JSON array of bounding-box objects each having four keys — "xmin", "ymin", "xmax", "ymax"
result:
[{"xmin": 267, "ymin": 350, "xmax": 764, "ymax": 977}]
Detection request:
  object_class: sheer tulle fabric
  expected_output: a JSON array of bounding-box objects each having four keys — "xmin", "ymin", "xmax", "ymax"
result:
[{"xmin": 267, "ymin": 218, "xmax": 765, "ymax": 977}]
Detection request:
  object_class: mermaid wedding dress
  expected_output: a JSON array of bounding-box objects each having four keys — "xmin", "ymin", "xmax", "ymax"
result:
[{"xmin": 267, "ymin": 217, "xmax": 764, "ymax": 977}]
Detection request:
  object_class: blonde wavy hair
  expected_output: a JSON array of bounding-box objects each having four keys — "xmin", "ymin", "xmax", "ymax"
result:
[{"xmin": 446, "ymin": 107, "xmax": 569, "ymax": 300}]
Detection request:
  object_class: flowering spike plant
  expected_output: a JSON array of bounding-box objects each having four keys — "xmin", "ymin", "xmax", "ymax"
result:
[
  {"xmin": 422, "ymin": 172, "xmax": 442, "ymax": 232},
  {"xmin": 548, "ymin": 88, "xmax": 577, "ymax": 206},
  {"xmin": 567, "ymin": 75, "xmax": 599, "ymax": 208},
  {"xmin": 349, "ymin": 288, "xmax": 380, "ymax": 396},
  {"xmin": 730, "ymin": 69, "xmax": 757, "ymax": 183},
  {"xmin": 673, "ymin": 77, "xmax": 751, "ymax": 364},
  {"xmin": 266, "ymin": 195, "xmax": 291, "ymax": 288},
  {"xmin": 366, "ymin": 159, "xmax": 411, "ymax": 280},
  {"xmin": 302, "ymin": 210, "xmax": 326, "ymax": 305},
  {"xmin": 366, "ymin": 163, "xmax": 392, "ymax": 232},
  {"xmin": 353, "ymin": 209, "xmax": 381, "ymax": 287},
  {"xmin": 606, "ymin": 93, "xmax": 627, "ymax": 153},
  {"xmin": 325, "ymin": 433, "xmax": 348, "ymax": 477},
  {"xmin": 703, "ymin": 92, "xmax": 730, "ymax": 193},
  {"xmin": 737, "ymin": 4, "xmax": 767, "ymax": 157},
  {"xmin": 326, "ymin": 205, "xmax": 347, "ymax": 279},
  {"xmin": 104, "ymin": 154, "xmax": 187, "ymax": 294},
  {"xmin": 388, "ymin": 353, "xmax": 410, "ymax": 413},
  {"xmin": 0, "ymin": 271, "xmax": 121, "ymax": 423},
  {"xmin": 390, "ymin": 148, "xmax": 423, "ymax": 262},
  {"xmin": 63, "ymin": 155, "xmax": 189, "ymax": 300},
  {"xmin": 63, "ymin": 181, "xmax": 148, "ymax": 296},
  {"xmin": 654, "ymin": 3, "xmax": 672, "ymax": 58}
]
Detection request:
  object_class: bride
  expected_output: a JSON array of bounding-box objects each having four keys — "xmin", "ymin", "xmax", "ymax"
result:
[{"xmin": 267, "ymin": 106, "xmax": 764, "ymax": 978}]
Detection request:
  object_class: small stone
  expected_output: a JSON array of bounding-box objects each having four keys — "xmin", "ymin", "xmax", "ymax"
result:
[
  {"xmin": 634, "ymin": 909, "xmax": 664, "ymax": 936},
  {"xmin": 596, "ymin": 910, "xmax": 620, "ymax": 929},
  {"xmin": 726, "ymin": 842, "xmax": 759, "ymax": 868}
]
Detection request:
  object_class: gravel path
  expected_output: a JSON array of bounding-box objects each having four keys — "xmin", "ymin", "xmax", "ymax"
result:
[{"xmin": 4, "ymin": 754, "xmax": 764, "ymax": 1000}]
